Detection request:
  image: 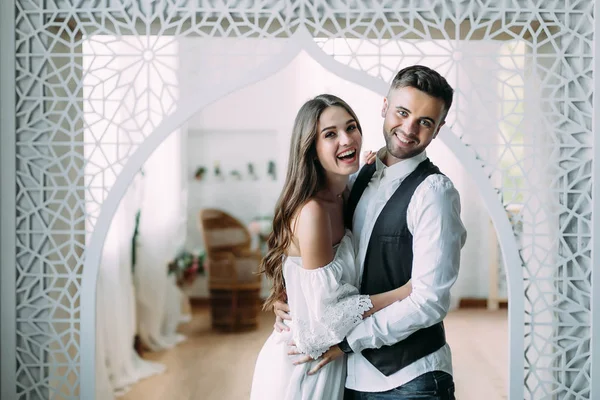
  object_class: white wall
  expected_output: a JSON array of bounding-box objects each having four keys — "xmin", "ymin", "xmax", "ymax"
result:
[
  {"xmin": 428, "ymin": 140, "xmax": 491, "ymax": 301},
  {"xmin": 185, "ymin": 129, "xmax": 281, "ymax": 242},
  {"xmin": 181, "ymin": 49, "xmax": 492, "ymax": 300}
]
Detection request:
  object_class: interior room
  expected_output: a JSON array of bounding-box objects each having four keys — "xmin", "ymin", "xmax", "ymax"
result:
[
  {"xmin": 93, "ymin": 50, "xmax": 511, "ymax": 399},
  {"xmin": 1, "ymin": 2, "xmax": 593, "ymax": 400}
]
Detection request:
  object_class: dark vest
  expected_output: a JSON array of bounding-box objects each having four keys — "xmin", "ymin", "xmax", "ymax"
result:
[{"xmin": 345, "ymin": 158, "xmax": 447, "ymax": 376}]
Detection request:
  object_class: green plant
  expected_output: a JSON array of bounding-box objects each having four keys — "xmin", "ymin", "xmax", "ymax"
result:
[{"xmin": 194, "ymin": 166, "xmax": 206, "ymax": 180}]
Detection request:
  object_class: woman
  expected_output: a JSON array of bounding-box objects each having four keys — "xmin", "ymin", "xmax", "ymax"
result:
[{"xmin": 250, "ymin": 94, "xmax": 412, "ymax": 400}]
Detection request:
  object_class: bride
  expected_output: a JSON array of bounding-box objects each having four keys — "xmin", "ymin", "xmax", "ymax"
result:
[{"xmin": 250, "ymin": 94, "xmax": 412, "ymax": 400}]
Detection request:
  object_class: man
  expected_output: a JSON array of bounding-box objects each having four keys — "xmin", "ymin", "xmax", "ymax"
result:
[{"xmin": 275, "ymin": 65, "xmax": 467, "ymax": 399}]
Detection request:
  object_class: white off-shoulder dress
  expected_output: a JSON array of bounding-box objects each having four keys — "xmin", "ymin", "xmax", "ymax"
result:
[{"xmin": 250, "ymin": 231, "xmax": 372, "ymax": 400}]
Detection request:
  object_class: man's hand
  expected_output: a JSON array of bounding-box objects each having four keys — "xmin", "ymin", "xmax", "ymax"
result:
[
  {"xmin": 287, "ymin": 343, "xmax": 344, "ymax": 375},
  {"xmin": 362, "ymin": 150, "xmax": 377, "ymax": 165},
  {"xmin": 307, "ymin": 346, "xmax": 344, "ymax": 375},
  {"xmin": 273, "ymin": 299, "xmax": 291, "ymax": 332}
]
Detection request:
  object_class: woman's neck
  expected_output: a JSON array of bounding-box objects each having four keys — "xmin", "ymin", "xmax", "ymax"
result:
[{"xmin": 319, "ymin": 175, "xmax": 348, "ymax": 202}]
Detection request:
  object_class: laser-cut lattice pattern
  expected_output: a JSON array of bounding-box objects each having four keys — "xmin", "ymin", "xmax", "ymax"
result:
[{"xmin": 11, "ymin": 1, "xmax": 593, "ymax": 398}]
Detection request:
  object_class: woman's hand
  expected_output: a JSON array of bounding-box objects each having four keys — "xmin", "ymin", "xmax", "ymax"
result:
[{"xmin": 273, "ymin": 298, "xmax": 291, "ymax": 332}]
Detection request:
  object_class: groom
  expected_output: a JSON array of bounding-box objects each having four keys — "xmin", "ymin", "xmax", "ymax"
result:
[{"xmin": 275, "ymin": 65, "xmax": 466, "ymax": 399}]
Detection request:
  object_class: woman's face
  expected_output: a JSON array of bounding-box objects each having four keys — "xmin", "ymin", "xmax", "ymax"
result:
[{"xmin": 315, "ymin": 105, "xmax": 362, "ymax": 178}]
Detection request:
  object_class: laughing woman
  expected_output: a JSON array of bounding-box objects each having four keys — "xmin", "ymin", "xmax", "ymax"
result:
[{"xmin": 250, "ymin": 94, "xmax": 412, "ymax": 400}]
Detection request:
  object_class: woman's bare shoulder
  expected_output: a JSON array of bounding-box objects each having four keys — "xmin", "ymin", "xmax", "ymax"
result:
[
  {"xmin": 290, "ymin": 198, "xmax": 328, "ymax": 232},
  {"xmin": 293, "ymin": 198, "xmax": 334, "ymax": 269}
]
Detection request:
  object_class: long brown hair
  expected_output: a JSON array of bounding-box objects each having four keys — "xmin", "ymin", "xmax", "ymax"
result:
[{"xmin": 260, "ymin": 94, "xmax": 362, "ymax": 310}]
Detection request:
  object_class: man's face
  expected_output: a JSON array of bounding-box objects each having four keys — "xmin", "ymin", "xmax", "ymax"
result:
[{"xmin": 381, "ymin": 86, "xmax": 446, "ymax": 165}]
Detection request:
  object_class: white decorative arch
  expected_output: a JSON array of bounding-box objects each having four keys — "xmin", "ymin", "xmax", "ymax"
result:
[
  {"xmin": 4, "ymin": 2, "xmax": 595, "ymax": 399},
  {"xmin": 80, "ymin": 27, "xmax": 524, "ymax": 399}
]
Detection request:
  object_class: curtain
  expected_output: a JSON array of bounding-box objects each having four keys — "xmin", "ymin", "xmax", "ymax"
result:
[
  {"xmin": 134, "ymin": 129, "xmax": 189, "ymax": 351},
  {"xmin": 95, "ymin": 174, "xmax": 166, "ymax": 398}
]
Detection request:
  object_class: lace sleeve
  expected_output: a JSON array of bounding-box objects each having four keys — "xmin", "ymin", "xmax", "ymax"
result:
[{"xmin": 292, "ymin": 279, "xmax": 372, "ymax": 360}]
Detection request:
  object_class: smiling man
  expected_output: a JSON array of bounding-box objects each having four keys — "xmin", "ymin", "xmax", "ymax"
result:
[
  {"xmin": 382, "ymin": 84, "xmax": 446, "ymax": 162},
  {"xmin": 338, "ymin": 65, "xmax": 467, "ymax": 400}
]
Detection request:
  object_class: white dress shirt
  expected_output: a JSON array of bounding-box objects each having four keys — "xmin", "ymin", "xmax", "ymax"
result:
[{"xmin": 345, "ymin": 149, "xmax": 467, "ymax": 392}]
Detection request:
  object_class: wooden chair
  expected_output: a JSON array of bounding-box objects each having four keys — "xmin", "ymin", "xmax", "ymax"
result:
[{"xmin": 198, "ymin": 209, "xmax": 263, "ymax": 331}]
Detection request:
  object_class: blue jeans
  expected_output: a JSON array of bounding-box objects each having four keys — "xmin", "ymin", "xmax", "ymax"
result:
[{"xmin": 345, "ymin": 371, "xmax": 456, "ymax": 400}]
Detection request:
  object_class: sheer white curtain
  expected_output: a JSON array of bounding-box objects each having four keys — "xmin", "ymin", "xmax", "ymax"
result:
[
  {"xmin": 85, "ymin": 35, "xmax": 188, "ymax": 397},
  {"xmin": 134, "ymin": 129, "xmax": 189, "ymax": 351},
  {"xmin": 95, "ymin": 174, "xmax": 166, "ymax": 399}
]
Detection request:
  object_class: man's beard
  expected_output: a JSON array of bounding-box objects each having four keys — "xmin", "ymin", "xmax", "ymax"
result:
[{"xmin": 383, "ymin": 127, "xmax": 421, "ymax": 161}]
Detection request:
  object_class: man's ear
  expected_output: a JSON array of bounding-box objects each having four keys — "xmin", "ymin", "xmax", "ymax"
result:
[
  {"xmin": 433, "ymin": 120, "xmax": 445, "ymax": 139},
  {"xmin": 381, "ymin": 98, "xmax": 388, "ymax": 118}
]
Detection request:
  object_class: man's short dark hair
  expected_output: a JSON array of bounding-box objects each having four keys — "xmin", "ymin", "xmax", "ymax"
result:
[{"xmin": 389, "ymin": 65, "xmax": 454, "ymax": 118}]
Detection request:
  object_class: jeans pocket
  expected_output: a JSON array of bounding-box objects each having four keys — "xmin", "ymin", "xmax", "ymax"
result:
[
  {"xmin": 432, "ymin": 371, "xmax": 453, "ymax": 383},
  {"xmin": 431, "ymin": 371, "xmax": 455, "ymax": 398},
  {"xmin": 445, "ymin": 383, "xmax": 456, "ymax": 400}
]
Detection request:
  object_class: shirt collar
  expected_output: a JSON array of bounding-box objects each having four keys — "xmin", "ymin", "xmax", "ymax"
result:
[{"xmin": 375, "ymin": 148, "xmax": 428, "ymax": 182}]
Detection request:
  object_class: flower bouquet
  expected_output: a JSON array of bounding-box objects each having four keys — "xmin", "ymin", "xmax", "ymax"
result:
[{"xmin": 168, "ymin": 249, "xmax": 206, "ymax": 287}]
